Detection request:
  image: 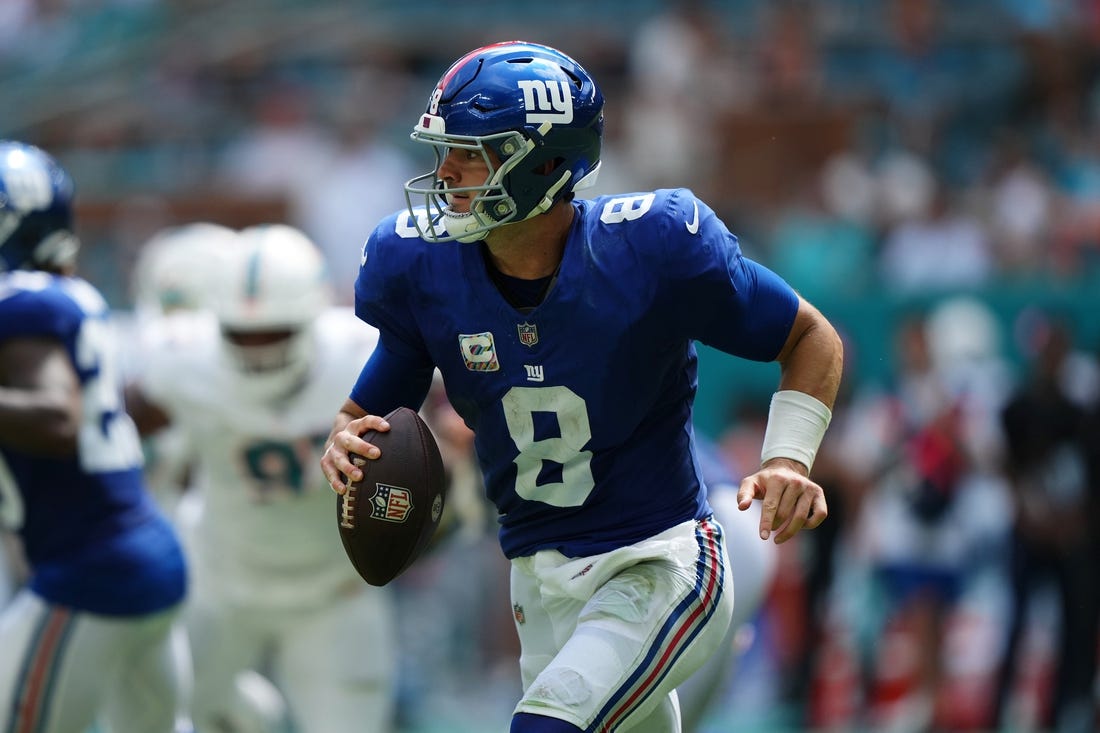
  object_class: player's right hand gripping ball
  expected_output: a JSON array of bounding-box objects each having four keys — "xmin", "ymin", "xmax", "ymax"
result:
[{"xmin": 336, "ymin": 406, "xmax": 446, "ymax": 586}]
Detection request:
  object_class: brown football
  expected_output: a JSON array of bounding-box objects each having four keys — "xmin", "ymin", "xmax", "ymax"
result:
[{"xmin": 336, "ymin": 406, "xmax": 446, "ymax": 586}]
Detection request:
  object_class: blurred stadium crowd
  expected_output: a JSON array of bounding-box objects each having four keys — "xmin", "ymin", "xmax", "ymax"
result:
[{"xmin": 3, "ymin": 0, "xmax": 1100, "ymax": 731}]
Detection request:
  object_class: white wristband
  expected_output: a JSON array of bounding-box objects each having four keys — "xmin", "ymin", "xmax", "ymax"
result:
[{"xmin": 760, "ymin": 390, "xmax": 832, "ymax": 473}]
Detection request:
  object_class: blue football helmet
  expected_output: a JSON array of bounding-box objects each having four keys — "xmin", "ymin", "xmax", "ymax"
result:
[
  {"xmin": 0, "ymin": 141, "xmax": 79, "ymax": 273},
  {"xmin": 404, "ymin": 41, "xmax": 604, "ymax": 243}
]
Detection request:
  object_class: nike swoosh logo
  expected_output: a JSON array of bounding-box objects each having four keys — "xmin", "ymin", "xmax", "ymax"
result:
[{"xmin": 685, "ymin": 201, "xmax": 699, "ymax": 234}]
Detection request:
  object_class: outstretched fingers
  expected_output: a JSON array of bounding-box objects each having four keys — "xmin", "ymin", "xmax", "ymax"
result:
[
  {"xmin": 321, "ymin": 414, "xmax": 390, "ymax": 494},
  {"xmin": 737, "ymin": 466, "xmax": 828, "ymax": 544}
]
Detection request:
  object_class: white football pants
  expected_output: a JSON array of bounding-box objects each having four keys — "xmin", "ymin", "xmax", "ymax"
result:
[{"xmin": 510, "ymin": 517, "xmax": 734, "ymax": 732}]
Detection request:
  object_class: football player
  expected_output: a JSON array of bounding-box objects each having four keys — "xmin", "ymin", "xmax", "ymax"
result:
[
  {"xmin": 0, "ymin": 141, "xmax": 190, "ymax": 733},
  {"xmin": 321, "ymin": 42, "xmax": 843, "ymax": 733},
  {"xmin": 125, "ymin": 225, "xmax": 397, "ymax": 733},
  {"xmin": 122, "ymin": 222, "xmax": 240, "ymax": 513}
]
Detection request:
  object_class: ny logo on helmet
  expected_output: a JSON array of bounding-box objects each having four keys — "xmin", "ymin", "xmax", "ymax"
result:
[{"xmin": 518, "ymin": 80, "xmax": 573, "ymax": 124}]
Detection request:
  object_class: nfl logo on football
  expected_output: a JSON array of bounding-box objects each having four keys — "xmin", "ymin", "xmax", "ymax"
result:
[
  {"xmin": 369, "ymin": 484, "xmax": 413, "ymax": 523},
  {"xmin": 517, "ymin": 322, "xmax": 538, "ymax": 347}
]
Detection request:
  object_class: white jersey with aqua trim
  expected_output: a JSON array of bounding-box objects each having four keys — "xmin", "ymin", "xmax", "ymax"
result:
[{"xmin": 136, "ymin": 307, "xmax": 380, "ymax": 609}]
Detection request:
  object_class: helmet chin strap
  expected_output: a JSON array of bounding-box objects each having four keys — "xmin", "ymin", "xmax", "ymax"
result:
[
  {"xmin": 443, "ymin": 212, "xmax": 490, "ymax": 243},
  {"xmin": 527, "ymin": 170, "xmax": 573, "ymax": 218}
]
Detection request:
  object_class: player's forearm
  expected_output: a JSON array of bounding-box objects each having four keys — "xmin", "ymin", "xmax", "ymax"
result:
[
  {"xmin": 122, "ymin": 384, "xmax": 172, "ymax": 437},
  {"xmin": 759, "ymin": 300, "xmax": 843, "ymax": 475},
  {"xmin": 327, "ymin": 398, "xmax": 369, "ymax": 442},
  {"xmin": 776, "ymin": 303, "xmax": 843, "ymax": 409},
  {"xmin": 0, "ymin": 386, "xmax": 80, "ymax": 456}
]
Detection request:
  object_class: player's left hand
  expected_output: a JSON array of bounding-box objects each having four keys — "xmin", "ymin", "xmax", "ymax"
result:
[{"xmin": 737, "ymin": 458, "xmax": 827, "ymax": 544}]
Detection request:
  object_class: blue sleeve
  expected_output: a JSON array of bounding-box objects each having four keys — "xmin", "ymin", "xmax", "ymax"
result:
[
  {"xmin": 659, "ymin": 190, "xmax": 798, "ymax": 362},
  {"xmin": 0, "ymin": 286, "xmax": 82, "ymax": 343},
  {"xmin": 353, "ymin": 217, "xmax": 433, "ymax": 363},
  {"xmin": 348, "ymin": 215, "xmax": 437, "ymax": 415},
  {"xmin": 349, "ymin": 333, "xmax": 434, "ymax": 416}
]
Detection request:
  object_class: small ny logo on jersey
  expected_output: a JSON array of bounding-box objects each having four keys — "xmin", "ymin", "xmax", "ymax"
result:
[
  {"xmin": 518, "ymin": 80, "xmax": 573, "ymax": 124},
  {"xmin": 524, "ymin": 364, "xmax": 544, "ymax": 383}
]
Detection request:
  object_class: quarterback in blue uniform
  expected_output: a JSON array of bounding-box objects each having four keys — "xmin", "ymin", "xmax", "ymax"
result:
[
  {"xmin": 322, "ymin": 42, "xmax": 843, "ymax": 733},
  {"xmin": 0, "ymin": 141, "xmax": 189, "ymax": 733}
]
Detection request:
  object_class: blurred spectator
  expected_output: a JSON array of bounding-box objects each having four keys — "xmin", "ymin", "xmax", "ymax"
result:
[
  {"xmin": 754, "ymin": 0, "xmax": 827, "ymax": 110},
  {"xmin": 0, "ymin": 0, "xmax": 79, "ymax": 75},
  {"xmin": 875, "ymin": 146, "xmax": 938, "ymax": 225},
  {"xmin": 1050, "ymin": 123, "xmax": 1100, "ymax": 274},
  {"xmin": 0, "ymin": 0, "xmax": 34, "ymax": 58},
  {"xmin": 869, "ymin": 0, "xmax": 1018, "ymax": 132},
  {"xmin": 767, "ymin": 159, "xmax": 877, "ymax": 302},
  {"xmin": 215, "ymin": 77, "xmax": 335, "ymax": 207},
  {"xmin": 993, "ymin": 314, "xmax": 1099, "ymax": 733},
  {"xmin": 982, "ymin": 131, "xmax": 1056, "ymax": 277},
  {"xmin": 877, "ymin": 156, "xmax": 995, "ymax": 294},
  {"xmin": 778, "ymin": 333, "xmax": 873, "ymax": 729},
  {"xmin": 623, "ymin": 0, "xmax": 748, "ymax": 197},
  {"xmin": 855, "ymin": 300, "xmax": 1013, "ymax": 732},
  {"xmin": 923, "ymin": 297, "xmax": 1015, "ymax": 472},
  {"xmin": 821, "ymin": 149, "xmax": 878, "ymax": 227},
  {"xmin": 293, "ymin": 69, "xmax": 419, "ymax": 304}
]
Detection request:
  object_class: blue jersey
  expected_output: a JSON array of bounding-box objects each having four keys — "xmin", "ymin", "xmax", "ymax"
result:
[
  {"xmin": 0, "ymin": 271, "xmax": 186, "ymax": 615},
  {"xmin": 353, "ymin": 188, "xmax": 798, "ymax": 559}
]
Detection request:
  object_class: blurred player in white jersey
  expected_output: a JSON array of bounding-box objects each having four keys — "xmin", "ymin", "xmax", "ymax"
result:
[
  {"xmin": 123, "ymin": 222, "xmax": 239, "ymax": 512},
  {"xmin": 123, "ymin": 221, "xmax": 293, "ymax": 732},
  {"xmin": 0, "ymin": 140, "xmax": 191, "ymax": 733},
  {"xmin": 126, "ymin": 224, "xmax": 397, "ymax": 733},
  {"xmin": 131, "ymin": 222, "xmax": 240, "ymax": 320}
]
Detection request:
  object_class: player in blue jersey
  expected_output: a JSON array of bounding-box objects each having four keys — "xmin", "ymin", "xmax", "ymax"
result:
[
  {"xmin": 0, "ymin": 141, "xmax": 190, "ymax": 733},
  {"xmin": 321, "ymin": 42, "xmax": 843, "ymax": 733}
]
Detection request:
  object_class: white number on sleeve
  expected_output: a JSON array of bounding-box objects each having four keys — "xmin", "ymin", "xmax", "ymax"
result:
[
  {"xmin": 599, "ymin": 194, "xmax": 655, "ymax": 224},
  {"xmin": 501, "ymin": 386, "xmax": 594, "ymax": 507},
  {"xmin": 395, "ymin": 209, "xmax": 435, "ymax": 239},
  {"xmin": 75, "ymin": 318, "xmax": 144, "ymax": 472}
]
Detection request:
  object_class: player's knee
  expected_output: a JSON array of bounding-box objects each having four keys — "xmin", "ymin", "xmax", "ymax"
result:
[
  {"xmin": 582, "ymin": 566, "xmax": 659, "ymax": 624},
  {"xmin": 526, "ymin": 667, "xmax": 592, "ymax": 708},
  {"xmin": 191, "ymin": 672, "xmax": 287, "ymax": 733}
]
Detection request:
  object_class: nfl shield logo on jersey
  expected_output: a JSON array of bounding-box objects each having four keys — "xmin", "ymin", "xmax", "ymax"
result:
[
  {"xmin": 517, "ymin": 322, "xmax": 538, "ymax": 347},
  {"xmin": 369, "ymin": 484, "xmax": 413, "ymax": 523}
]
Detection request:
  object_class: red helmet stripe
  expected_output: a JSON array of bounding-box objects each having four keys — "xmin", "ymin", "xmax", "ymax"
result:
[{"xmin": 437, "ymin": 40, "xmax": 520, "ymax": 91}]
